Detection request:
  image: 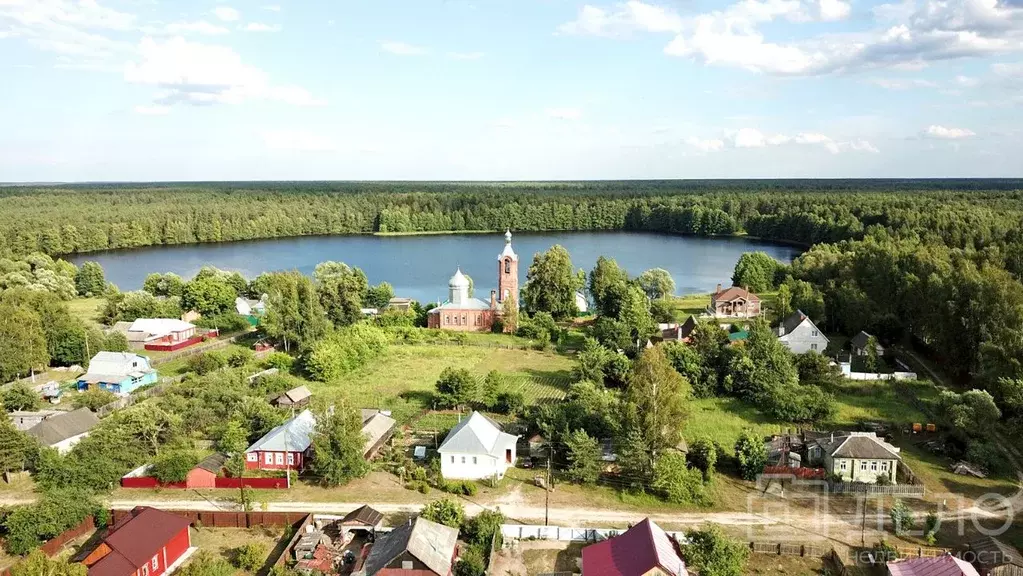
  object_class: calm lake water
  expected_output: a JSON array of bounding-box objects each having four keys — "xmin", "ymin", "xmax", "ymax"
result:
[{"xmin": 70, "ymin": 232, "xmax": 802, "ymax": 302}]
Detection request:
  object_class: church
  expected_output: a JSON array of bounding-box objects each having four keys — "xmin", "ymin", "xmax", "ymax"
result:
[{"xmin": 427, "ymin": 230, "xmax": 519, "ymax": 332}]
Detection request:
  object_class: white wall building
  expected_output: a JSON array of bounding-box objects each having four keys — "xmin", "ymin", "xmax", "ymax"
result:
[{"xmin": 438, "ymin": 412, "xmax": 518, "ymax": 481}]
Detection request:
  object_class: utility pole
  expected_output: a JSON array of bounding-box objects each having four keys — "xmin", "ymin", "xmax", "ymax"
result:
[{"xmin": 544, "ymin": 455, "xmax": 551, "ymax": 526}]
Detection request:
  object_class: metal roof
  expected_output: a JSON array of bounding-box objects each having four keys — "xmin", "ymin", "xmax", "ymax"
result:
[
  {"xmin": 427, "ymin": 298, "xmax": 493, "ymax": 312},
  {"xmin": 887, "ymin": 555, "xmax": 980, "ymax": 576},
  {"xmin": 245, "ymin": 409, "xmax": 316, "ymax": 453},
  {"xmin": 127, "ymin": 318, "xmax": 194, "ymax": 335},
  {"xmin": 80, "ymin": 351, "xmax": 153, "ymax": 382},
  {"xmin": 581, "ymin": 518, "xmax": 688, "ymax": 576},
  {"xmin": 361, "ymin": 413, "xmax": 397, "ymax": 457},
  {"xmin": 26, "ymin": 408, "xmax": 99, "ymax": 446},
  {"xmin": 438, "ymin": 411, "xmax": 517, "ymax": 457},
  {"xmin": 90, "ymin": 508, "xmax": 192, "ymax": 576},
  {"xmin": 340, "ymin": 505, "xmax": 384, "ymax": 528},
  {"xmin": 361, "ymin": 518, "xmax": 458, "ymax": 576}
]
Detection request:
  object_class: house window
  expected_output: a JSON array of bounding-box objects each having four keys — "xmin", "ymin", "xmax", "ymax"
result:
[
  {"xmin": 275, "ymin": 453, "xmax": 284, "ymax": 465},
  {"xmin": 264, "ymin": 453, "xmax": 273, "ymax": 465},
  {"xmin": 454, "ymin": 315, "xmax": 460, "ymax": 326},
  {"xmin": 881, "ymin": 462, "xmax": 889, "ymax": 471},
  {"xmin": 505, "ymin": 259, "xmax": 511, "ymax": 274},
  {"xmin": 462, "ymin": 314, "xmax": 467, "ymax": 325},
  {"xmin": 445, "ymin": 315, "xmax": 450, "ymax": 324},
  {"xmin": 247, "ymin": 453, "xmax": 257, "ymax": 462},
  {"xmin": 839, "ymin": 461, "xmax": 847, "ymax": 471},
  {"xmin": 870, "ymin": 461, "xmax": 878, "ymax": 471},
  {"xmin": 860, "ymin": 461, "xmax": 867, "ymax": 471},
  {"xmin": 472, "ymin": 457, "xmax": 477, "ymax": 464},
  {"xmin": 142, "ymin": 565, "xmax": 149, "ymax": 576},
  {"xmin": 461, "ymin": 456, "xmax": 466, "ymax": 464},
  {"xmin": 402, "ymin": 561, "xmax": 414, "ymax": 570},
  {"xmin": 287, "ymin": 453, "xmax": 295, "ymax": 465},
  {"xmin": 811, "ymin": 330, "xmax": 818, "ymax": 337},
  {"xmin": 152, "ymin": 556, "xmax": 159, "ymax": 570},
  {"xmin": 450, "ymin": 456, "xmax": 455, "ymax": 463},
  {"xmin": 474, "ymin": 315, "xmax": 479, "ymax": 326},
  {"xmin": 811, "ymin": 344, "xmax": 818, "ymax": 351}
]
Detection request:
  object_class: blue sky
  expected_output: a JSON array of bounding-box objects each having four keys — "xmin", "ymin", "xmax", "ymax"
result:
[{"xmin": 1, "ymin": 0, "xmax": 1021, "ymax": 180}]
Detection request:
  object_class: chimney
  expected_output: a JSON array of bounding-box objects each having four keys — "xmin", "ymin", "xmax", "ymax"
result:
[
  {"xmin": 716, "ymin": 283, "xmax": 722, "ymax": 294},
  {"xmin": 490, "ymin": 289, "xmax": 497, "ymax": 309},
  {"xmin": 830, "ymin": 433, "xmax": 834, "ymax": 443}
]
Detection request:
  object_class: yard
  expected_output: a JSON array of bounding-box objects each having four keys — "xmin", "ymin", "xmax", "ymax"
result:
[
  {"xmin": 187, "ymin": 526, "xmax": 284, "ymax": 574},
  {"xmin": 745, "ymin": 553, "xmax": 825, "ymax": 575},
  {"xmin": 669, "ymin": 291, "xmax": 782, "ymax": 323},
  {"xmin": 488, "ymin": 540, "xmax": 584, "ymax": 576}
]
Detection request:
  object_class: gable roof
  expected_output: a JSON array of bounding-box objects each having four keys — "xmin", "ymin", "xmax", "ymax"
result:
[
  {"xmin": 887, "ymin": 554, "xmax": 980, "ymax": 576},
  {"xmin": 80, "ymin": 351, "xmax": 152, "ymax": 383},
  {"xmin": 362, "ymin": 518, "xmax": 458, "ymax": 576},
  {"xmin": 438, "ymin": 411, "xmax": 517, "ymax": 457},
  {"xmin": 340, "ymin": 505, "xmax": 384, "ymax": 528},
  {"xmin": 581, "ymin": 518, "xmax": 687, "ymax": 576},
  {"xmin": 969, "ymin": 536, "xmax": 1023, "ymax": 569},
  {"xmin": 362, "ymin": 412, "xmax": 397, "ymax": 457},
  {"xmin": 26, "ymin": 408, "xmax": 99, "ymax": 446},
  {"xmin": 779, "ymin": 310, "xmax": 811, "ymax": 336},
  {"xmin": 275, "ymin": 385, "xmax": 312, "ymax": 405},
  {"xmin": 89, "ymin": 507, "xmax": 192, "ymax": 576},
  {"xmin": 245, "ymin": 409, "xmax": 316, "ymax": 453},
  {"xmin": 195, "ymin": 452, "xmax": 228, "ymax": 474},
  {"xmin": 819, "ymin": 433, "xmax": 901, "ymax": 460},
  {"xmin": 127, "ymin": 318, "xmax": 194, "ymax": 336},
  {"xmin": 712, "ymin": 286, "xmax": 760, "ymax": 303}
]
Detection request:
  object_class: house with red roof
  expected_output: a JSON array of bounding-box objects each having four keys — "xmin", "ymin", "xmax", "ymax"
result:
[
  {"xmin": 710, "ymin": 284, "xmax": 761, "ymax": 318},
  {"xmin": 83, "ymin": 507, "xmax": 194, "ymax": 576},
  {"xmin": 581, "ymin": 518, "xmax": 688, "ymax": 576},
  {"xmin": 887, "ymin": 554, "xmax": 981, "ymax": 576}
]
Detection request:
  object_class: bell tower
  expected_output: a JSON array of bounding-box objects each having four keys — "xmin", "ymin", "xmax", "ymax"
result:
[{"xmin": 497, "ymin": 230, "xmax": 518, "ymax": 305}]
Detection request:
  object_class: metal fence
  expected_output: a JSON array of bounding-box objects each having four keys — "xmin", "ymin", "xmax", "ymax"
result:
[{"xmin": 828, "ymin": 482, "xmax": 926, "ymax": 496}]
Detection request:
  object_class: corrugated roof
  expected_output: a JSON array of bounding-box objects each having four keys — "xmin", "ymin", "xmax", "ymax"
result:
[
  {"xmin": 245, "ymin": 409, "xmax": 316, "ymax": 453},
  {"xmin": 887, "ymin": 554, "xmax": 979, "ymax": 576},
  {"xmin": 80, "ymin": 352, "xmax": 152, "ymax": 382},
  {"xmin": 830, "ymin": 435, "xmax": 901, "ymax": 460},
  {"xmin": 26, "ymin": 408, "xmax": 99, "ymax": 446},
  {"xmin": 340, "ymin": 505, "xmax": 384, "ymax": 527},
  {"xmin": 970, "ymin": 536, "xmax": 1023, "ymax": 569},
  {"xmin": 276, "ymin": 385, "xmax": 312, "ymax": 405},
  {"xmin": 362, "ymin": 518, "xmax": 458, "ymax": 576},
  {"xmin": 362, "ymin": 413, "xmax": 397, "ymax": 457},
  {"xmin": 438, "ymin": 411, "xmax": 517, "ymax": 457},
  {"xmin": 90, "ymin": 508, "xmax": 192, "ymax": 576},
  {"xmin": 195, "ymin": 452, "xmax": 228, "ymax": 474},
  {"xmin": 127, "ymin": 318, "xmax": 194, "ymax": 334},
  {"xmin": 581, "ymin": 518, "xmax": 688, "ymax": 576}
]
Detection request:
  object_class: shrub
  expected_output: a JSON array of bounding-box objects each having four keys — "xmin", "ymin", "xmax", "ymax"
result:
[
  {"xmin": 306, "ymin": 324, "xmax": 388, "ymax": 382},
  {"xmin": 178, "ymin": 551, "xmax": 235, "ymax": 576},
  {"xmin": 890, "ymin": 499, "xmax": 914, "ymax": 536},
  {"xmin": 2, "ymin": 489, "xmax": 100, "ymax": 555},
  {"xmin": 454, "ymin": 545, "xmax": 486, "ymax": 576},
  {"xmin": 262, "ymin": 352, "xmax": 294, "ymax": 372},
  {"xmin": 226, "ymin": 348, "xmax": 254, "ymax": 368},
  {"xmin": 687, "ymin": 438, "xmax": 718, "ymax": 482},
  {"xmin": 195, "ymin": 313, "xmax": 251, "ymax": 333},
  {"xmin": 421, "ymin": 498, "xmax": 464, "ymax": 528},
  {"xmin": 71, "ymin": 389, "xmax": 117, "ymax": 412},
  {"xmin": 149, "ymin": 450, "xmax": 201, "ymax": 483},
  {"xmin": 405, "ymin": 480, "xmax": 431, "ymax": 494},
  {"xmin": 494, "ymin": 391, "xmax": 525, "ymax": 415},
  {"xmin": 462, "ymin": 509, "xmax": 505, "ymax": 548},
  {"xmin": 188, "ymin": 351, "xmax": 227, "ymax": 375},
  {"xmin": 233, "ymin": 542, "xmax": 268, "ymax": 571},
  {"xmin": 2, "ymin": 383, "xmax": 40, "ymax": 412}
]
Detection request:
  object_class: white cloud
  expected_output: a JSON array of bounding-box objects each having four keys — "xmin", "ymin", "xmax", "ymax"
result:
[
  {"xmin": 923, "ymin": 125, "xmax": 976, "ymax": 139},
  {"xmin": 558, "ymin": 1, "xmax": 684, "ymax": 37},
  {"xmin": 955, "ymin": 74, "xmax": 979, "ymax": 86},
  {"xmin": 133, "ymin": 104, "xmax": 170, "ymax": 115},
  {"xmin": 447, "ymin": 51, "xmax": 485, "ymax": 60},
  {"xmin": 262, "ymin": 130, "xmax": 336, "ymax": 152},
  {"xmin": 163, "ymin": 21, "xmax": 229, "ymax": 35},
  {"xmin": 866, "ymin": 77, "xmax": 939, "ymax": 89},
  {"xmin": 732, "ymin": 127, "xmax": 767, "ymax": 147},
  {"xmin": 244, "ymin": 22, "xmax": 280, "ymax": 32},
  {"xmin": 545, "ymin": 107, "xmax": 583, "ymax": 120},
  {"xmin": 848, "ymin": 139, "xmax": 881, "ymax": 153},
  {"xmin": 263, "ymin": 5, "xmax": 281, "ymax": 11},
  {"xmin": 125, "ymin": 37, "xmax": 324, "ymax": 107},
  {"xmin": 380, "ymin": 41, "xmax": 427, "ymax": 55},
  {"xmin": 713, "ymin": 127, "xmax": 878, "ymax": 153},
  {"xmin": 213, "ymin": 7, "xmax": 240, "ymax": 22},
  {"xmin": 685, "ymin": 136, "xmax": 726, "ymax": 151},
  {"xmin": 0, "ymin": 0, "xmax": 136, "ymax": 68},
  {"xmin": 817, "ymin": 0, "xmax": 851, "ymax": 21}
]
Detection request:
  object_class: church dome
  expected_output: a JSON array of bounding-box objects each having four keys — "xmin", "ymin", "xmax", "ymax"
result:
[{"xmin": 449, "ymin": 268, "xmax": 470, "ymax": 288}]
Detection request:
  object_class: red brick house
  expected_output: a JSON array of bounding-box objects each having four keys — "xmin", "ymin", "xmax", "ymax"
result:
[
  {"xmin": 84, "ymin": 508, "xmax": 193, "ymax": 576},
  {"xmin": 710, "ymin": 285, "xmax": 761, "ymax": 318},
  {"xmin": 244, "ymin": 409, "xmax": 315, "ymax": 471},
  {"xmin": 427, "ymin": 230, "xmax": 518, "ymax": 332}
]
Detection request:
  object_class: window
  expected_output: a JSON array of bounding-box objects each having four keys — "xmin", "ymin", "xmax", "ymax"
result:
[
  {"xmin": 264, "ymin": 452, "xmax": 273, "ymax": 465},
  {"xmin": 287, "ymin": 453, "xmax": 295, "ymax": 465},
  {"xmin": 247, "ymin": 453, "xmax": 257, "ymax": 462},
  {"xmin": 839, "ymin": 461, "xmax": 847, "ymax": 471},
  {"xmin": 503, "ymin": 289, "xmax": 509, "ymax": 299},
  {"xmin": 450, "ymin": 456, "xmax": 455, "ymax": 463},
  {"xmin": 142, "ymin": 565, "xmax": 149, "ymax": 576},
  {"xmin": 860, "ymin": 461, "xmax": 867, "ymax": 471},
  {"xmin": 472, "ymin": 457, "xmax": 477, "ymax": 464},
  {"xmin": 461, "ymin": 456, "xmax": 466, "ymax": 464},
  {"xmin": 275, "ymin": 453, "xmax": 284, "ymax": 465},
  {"xmin": 811, "ymin": 343, "xmax": 818, "ymax": 350},
  {"xmin": 870, "ymin": 461, "xmax": 878, "ymax": 471},
  {"xmin": 474, "ymin": 315, "xmax": 479, "ymax": 326},
  {"xmin": 505, "ymin": 259, "xmax": 511, "ymax": 274},
  {"xmin": 402, "ymin": 561, "xmax": 414, "ymax": 570},
  {"xmin": 462, "ymin": 314, "xmax": 467, "ymax": 325},
  {"xmin": 152, "ymin": 557, "xmax": 159, "ymax": 570},
  {"xmin": 812, "ymin": 330, "xmax": 818, "ymax": 337},
  {"xmin": 454, "ymin": 315, "xmax": 459, "ymax": 326},
  {"xmin": 445, "ymin": 315, "xmax": 450, "ymax": 324},
  {"xmin": 881, "ymin": 462, "xmax": 889, "ymax": 471}
]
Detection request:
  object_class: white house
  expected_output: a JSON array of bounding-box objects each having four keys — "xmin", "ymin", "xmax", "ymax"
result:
[
  {"xmin": 25, "ymin": 408, "xmax": 100, "ymax": 454},
  {"xmin": 438, "ymin": 412, "xmax": 518, "ymax": 481},
  {"xmin": 126, "ymin": 318, "xmax": 196, "ymax": 345},
  {"xmin": 808, "ymin": 431, "xmax": 901, "ymax": 484},
  {"xmin": 575, "ymin": 292, "xmax": 589, "ymax": 314},
  {"xmin": 776, "ymin": 310, "xmax": 829, "ymax": 354}
]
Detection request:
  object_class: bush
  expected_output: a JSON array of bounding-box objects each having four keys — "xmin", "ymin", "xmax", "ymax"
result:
[
  {"xmin": 226, "ymin": 348, "xmax": 254, "ymax": 368},
  {"xmin": 195, "ymin": 313, "xmax": 251, "ymax": 333},
  {"xmin": 454, "ymin": 545, "xmax": 486, "ymax": 576},
  {"xmin": 494, "ymin": 391, "xmax": 525, "ymax": 415},
  {"xmin": 405, "ymin": 480, "xmax": 431, "ymax": 494},
  {"xmin": 188, "ymin": 351, "xmax": 227, "ymax": 375},
  {"xmin": 462, "ymin": 509, "xmax": 505, "ymax": 548},
  {"xmin": 178, "ymin": 551, "xmax": 235, "ymax": 576},
  {"xmin": 306, "ymin": 324, "xmax": 388, "ymax": 382},
  {"xmin": 2, "ymin": 489, "xmax": 100, "ymax": 555},
  {"xmin": 420, "ymin": 498, "xmax": 464, "ymax": 528},
  {"xmin": 233, "ymin": 542, "xmax": 268, "ymax": 571},
  {"xmin": 71, "ymin": 388, "xmax": 117, "ymax": 412},
  {"xmin": 149, "ymin": 450, "xmax": 200, "ymax": 483},
  {"xmin": 965, "ymin": 440, "xmax": 1010, "ymax": 475},
  {"xmin": 890, "ymin": 499, "xmax": 914, "ymax": 536},
  {"xmin": 2, "ymin": 383, "xmax": 40, "ymax": 412},
  {"xmin": 687, "ymin": 438, "xmax": 718, "ymax": 482},
  {"xmin": 262, "ymin": 351, "xmax": 294, "ymax": 372},
  {"xmin": 443, "ymin": 480, "xmax": 478, "ymax": 496}
]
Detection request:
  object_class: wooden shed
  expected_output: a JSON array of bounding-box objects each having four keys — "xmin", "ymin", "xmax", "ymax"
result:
[{"xmin": 969, "ymin": 536, "xmax": 1023, "ymax": 576}]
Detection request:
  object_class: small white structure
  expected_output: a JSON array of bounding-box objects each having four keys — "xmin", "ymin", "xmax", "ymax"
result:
[
  {"xmin": 235, "ymin": 297, "xmax": 252, "ymax": 316},
  {"xmin": 575, "ymin": 292, "xmax": 588, "ymax": 314},
  {"xmin": 438, "ymin": 412, "xmax": 518, "ymax": 481}
]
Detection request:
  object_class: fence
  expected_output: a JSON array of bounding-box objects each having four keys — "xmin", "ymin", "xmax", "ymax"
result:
[
  {"xmin": 750, "ymin": 541, "xmax": 830, "ymax": 558},
  {"xmin": 95, "ymin": 380, "xmax": 173, "ymax": 417},
  {"xmin": 270, "ymin": 514, "xmax": 313, "ymax": 569},
  {"xmin": 0, "ymin": 516, "xmax": 98, "ymax": 576},
  {"xmin": 120, "ymin": 473, "xmax": 289, "ymax": 490},
  {"xmin": 828, "ymin": 482, "xmax": 926, "ymax": 496},
  {"xmin": 762, "ymin": 466, "xmax": 826, "ymax": 480},
  {"xmin": 500, "ymin": 524, "xmax": 683, "ymax": 543},
  {"xmin": 109, "ymin": 509, "xmax": 309, "ymax": 528}
]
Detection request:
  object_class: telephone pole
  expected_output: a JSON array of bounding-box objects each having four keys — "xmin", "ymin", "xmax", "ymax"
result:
[{"xmin": 544, "ymin": 455, "xmax": 551, "ymax": 526}]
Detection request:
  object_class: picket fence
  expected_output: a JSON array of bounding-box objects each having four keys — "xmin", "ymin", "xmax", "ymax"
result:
[{"xmin": 501, "ymin": 524, "xmax": 685, "ymax": 543}]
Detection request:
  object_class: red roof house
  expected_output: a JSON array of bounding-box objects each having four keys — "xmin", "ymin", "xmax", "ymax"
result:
[
  {"xmin": 887, "ymin": 554, "xmax": 981, "ymax": 576},
  {"xmin": 710, "ymin": 285, "xmax": 761, "ymax": 318},
  {"xmin": 581, "ymin": 518, "xmax": 688, "ymax": 576},
  {"xmin": 84, "ymin": 508, "xmax": 194, "ymax": 576}
]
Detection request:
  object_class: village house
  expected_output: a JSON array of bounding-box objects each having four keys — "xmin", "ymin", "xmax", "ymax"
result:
[
  {"xmin": 8, "ymin": 410, "xmax": 60, "ymax": 431},
  {"xmin": 888, "ymin": 554, "xmax": 980, "ymax": 576},
  {"xmin": 245, "ymin": 409, "xmax": 316, "ymax": 471},
  {"xmin": 126, "ymin": 318, "xmax": 198, "ymax": 351},
  {"xmin": 851, "ymin": 330, "xmax": 885, "ymax": 357},
  {"xmin": 438, "ymin": 411, "xmax": 518, "ymax": 481},
  {"xmin": 77, "ymin": 351, "xmax": 158, "ymax": 395},
  {"xmin": 807, "ymin": 431, "xmax": 901, "ymax": 484},
  {"xmin": 968, "ymin": 536, "xmax": 1023, "ymax": 576},
  {"xmin": 710, "ymin": 284, "xmax": 761, "ymax": 318},
  {"xmin": 581, "ymin": 518, "xmax": 688, "ymax": 576},
  {"xmin": 26, "ymin": 407, "xmax": 100, "ymax": 454},
  {"xmin": 358, "ymin": 517, "xmax": 458, "ymax": 576},
  {"xmin": 83, "ymin": 507, "xmax": 194, "ymax": 576},
  {"xmin": 360, "ymin": 409, "xmax": 397, "ymax": 459},
  {"xmin": 427, "ymin": 230, "xmax": 518, "ymax": 332},
  {"xmin": 660, "ymin": 316, "xmax": 698, "ymax": 343},
  {"xmin": 386, "ymin": 297, "xmax": 413, "ymax": 312},
  {"xmin": 775, "ymin": 310, "xmax": 829, "ymax": 354}
]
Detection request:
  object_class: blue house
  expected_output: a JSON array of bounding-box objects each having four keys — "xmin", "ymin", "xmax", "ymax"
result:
[{"xmin": 77, "ymin": 351, "xmax": 158, "ymax": 395}]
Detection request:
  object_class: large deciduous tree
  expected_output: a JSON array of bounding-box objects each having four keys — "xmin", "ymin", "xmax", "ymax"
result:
[
  {"xmin": 522, "ymin": 245, "xmax": 581, "ymax": 320},
  {"xmin": 734, "ymin": 429, "xmax": 767, "ymax": 481},
  {"xmin": 182, "ymin": 277, "xmax": 236, "ymax": 317},
  {"xmin": 588, "ymin": 256, "xmax": 630, "ymax": 318},
  {"xmin": 681, "ymin": 526, "xmax": 750, "ymax": 576},
  {"xmin": 625, "ymin": 346, "xmax": 691, "ymax": 460},
  {"xmin": 74, "ymin": 261, "xmax": 106, "ymax": 296},
  {"xmin": 261, "ymin": 271, "xmax": 329, "ymax": 352},
  {"xmin": 315, "ymin": 261, "xmax": 369, "ymax": 327},
  {"xmin": 731, "ymin": 252, "xmax": 781, "ymax": 293},
  {"xmin": 638, "ymin": 268, "xmax": 675, "ymax": 299},
  {"xmin": 0, "ymin": 303, "xmax": 48, "ymax": 382},
  {"xmin": 310, "ymin": 402, "xmax": 370, "ymax": 486},
  {"xmin": 564, "ymin": 428, "xmax": 602, "ymax": 485}
]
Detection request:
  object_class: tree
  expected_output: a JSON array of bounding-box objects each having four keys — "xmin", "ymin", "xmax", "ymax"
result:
[
  {"xmin": 588, "ymin": 256, "xmax": 630, "ymax": 318},
  {"xmin": 71, "ymin": 389, "xmax": 117, "ymax": 411},
  {"xmin": 233, "ymin": 543, "xmax": 268, "ymax": 571},
  {"xmin": 625, "ymin": 346, "xmax": 691, "ymax": 458},
  {"xmin": 143, "ymin": 272, "xmax": 184, "ymax": 297},
  {"xmin": 864, "ymin": 335, "xmax": 881, "ymax": 373},
  {"xmin": 182, "ymin": 277, "xmax": 236, "ymax": 317},
  {"xmin": 732, "ymin": 252, "xmax": 780, "ymax": 293},
  {"xmin": 149, "ymin": 450, "xmax": 200, "ymax": 483},
  {"xmin": 365, "ymin": 281, "xmax": 395, "ymax": 309},
  {"xmin": 11, "ymin": 550, "xmax": 88, "ymax": 576},
  {"xmin": 500, "ymin": 296, "xmax": 518, "ymax": 332},
  {"xmin": 522, "ymin": 245, "xmax": 581, "ymax": 320},
  {"xmin": 619, "ymin": 286, "xmax": 656, "ymax": 346},
  {"xmin": 687, "ymin": 438, "xmax": 718, "ymax": 481},
  {"xmin": 454, "ymin": 545, "xmax": 486, "ymax": 576},
  {"xmin": 649, "ymin": 298, "xmax": 675, "ymax": 323},
  {"xmin": 435, "ymin": 367, "xmax": 480, "ymax": 409},
  {"xmin": 480, "ymin": 371, "xmax": 501, "ymax": 410},
  {"xmin": 310, "ymin": 403, "xmax": 370, "ymax": 486},
  {"xmin": 462, "ymin": 508, "xmax": 505, "ymax": 548},
  {"xmin": 261, "ymin": 271, "xmax": 329, "ymax": 352},
  {"xmin": 74, "ymin": 261, "xmax": 105, "ymax": 296},
  {"xmin": 681, "ymin": 526, "xmax": 750, "ymax": 576},
  {"xmin": 3, "ymin": 383, "xmax": 40, "ymax": 412},
  {"xmin": 890, "ymin": 499, "xmax": 915, "ymax": 536},
  {"xmin": 638, "ymin": 268, "xmax": 675, "ymax": 299},
  {"xmin": 653, "ymin": 450, "xmax": 707, "ymax": 504},
  {"xmin": 315, "ymin": 261, "xmax": 368, "ymax": 327},
  {"xmin": 938, "ymin": 389, "xmax": 1002, "ymax": 435},
  {"xmin": 420, "ymin": 498, "xmax": 464, "ymax": 528},
  {"xmin": 0, "ymin": 303, "xmax": 49, "ymax": 382},
  {"xmin": 0, "ymin": 419, "xmax": 36, "ymax": 474},
  {"xmin": 564, "ymin": 429, "xmax": 602, "ymax": 484},
  {"xmin": 776, "ymin": 283, "xmax": 793, "ymax": 318},
  {"xmin": 734, "ymin": 429, "xmax": 767, "ymax": 480}
]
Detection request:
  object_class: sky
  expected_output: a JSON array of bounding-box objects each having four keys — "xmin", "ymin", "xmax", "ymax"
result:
[{"xmin": 0, "ymin": 0, "xmax": 1021, "ymax": 181}]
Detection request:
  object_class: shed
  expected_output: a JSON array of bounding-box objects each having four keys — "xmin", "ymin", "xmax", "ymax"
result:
[
  {"xmin": 360, "ymin": 517, "xmax": 458, "ymax": 576},
  {"xmin": 186, "ymin": 453, "xmax": 228, "ymax": 489},
  {"xmin": 273, "ymin": 385, "xmax": 312, "ymax": 408},
  {"xmin": 969, "ymin": 536, "xmax": 1023, "ymax": 576},
  {"xmin": 361, "ymin": 412, "xmax": 397, "ymax": 459}
]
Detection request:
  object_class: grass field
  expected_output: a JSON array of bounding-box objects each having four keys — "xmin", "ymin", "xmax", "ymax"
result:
[
  {"xmin": 304, "ymin": 344, "xmax": 576, "ymax": 423},
  {"xmin": 684, "ymin": 397, "xmax": 790, "ymax": 448},
  {"xmin": 188, "ymin": 526, "xmax": 284, "ymax": 573},
  {"xmin": 66, "ymin": 297, "xmax": 105, "ymax": 327},
  {"xmin": 827, "ymin": 380, "xmax": 935, "ymax": 427}
]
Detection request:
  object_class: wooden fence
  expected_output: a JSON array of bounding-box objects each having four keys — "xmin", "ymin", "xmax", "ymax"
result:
[
  {"xmin": 120, "ymin": 476, "xmax": 289, "ymax": 490},
  {"xmin": 828, "ymin": 482, "xmax": 926, "ymax": 496},
  {"xmin": 109, "ymin": 509, "xmax": 309, "ymax": 529},
  {"xmin": 750, "ymin": 541, "xmax": 830, "ymax": 558}
]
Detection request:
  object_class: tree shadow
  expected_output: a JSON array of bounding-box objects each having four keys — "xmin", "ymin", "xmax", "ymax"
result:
[{"xmin": 398, "ymin": 390, "xmax": 439, "ymax": 409}]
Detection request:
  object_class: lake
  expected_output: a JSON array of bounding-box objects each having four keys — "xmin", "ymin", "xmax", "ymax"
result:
[{"xmin": 69, "ymin": 232, "xmax": 803, "ymax": 302}]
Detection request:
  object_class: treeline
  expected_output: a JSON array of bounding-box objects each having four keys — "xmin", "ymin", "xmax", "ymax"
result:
[{"xmin": 3, "ymin": 182, "xmax": 1023, "ymax": 257}]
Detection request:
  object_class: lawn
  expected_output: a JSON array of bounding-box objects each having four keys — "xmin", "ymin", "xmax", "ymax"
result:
[
  {"xmin": 187, "ymin": 526, "xmax": 284, "ymax": 573},
  {"xmin": 827, "ymin": 380, "xmax": 936, "ymax": 428},
  {"xmin": 683, "ymin": 397, "xmax": 789, "ymax": 448},
  {"xmin": 66, "ymin": 297, "xmax": 106, "ymax": 327},
  {"xmin": 303, "ymin": 344, "xmax": 576, "ymax": 423},
  {"xmin": 745, "ymin": 553, "xmax": 825, "ymax": 576},
  {"xmin": 896, "ymin": 436, "xmax": 1019, "ymax": 499}
]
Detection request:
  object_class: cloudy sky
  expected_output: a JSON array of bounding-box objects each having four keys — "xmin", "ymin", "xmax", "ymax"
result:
[{"xmin": 1, "ymin": 0, "xmax": 1021, "ymax": 181}]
